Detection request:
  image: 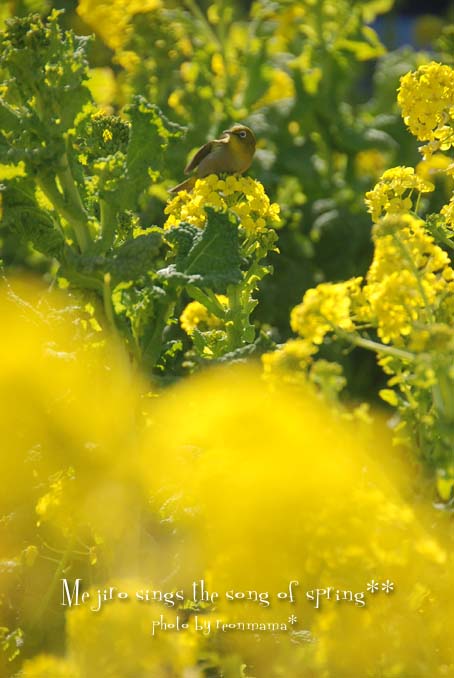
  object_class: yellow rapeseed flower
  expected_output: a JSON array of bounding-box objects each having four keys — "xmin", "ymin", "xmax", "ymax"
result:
[
  {"xmin": 164, "ymin": 174, "xmax": 280, "ymax": 233},
  {"xmin": 365, "ymin": 214, "xmax": 452, "ymax": 343},
  {"xmin": 180, "ymin": 296, "xmax": 228, "ymax": 335},
  {"xmin": 290, "ymin": 277, "xmax": 363, "ymax": 345},
  {"xmin": 365, "ymin": 166, "xmax": 434, "ymax": 223},
  {"xmin": 397, "ymin": 62, "xmax": 454, "ymax": 158},
  {"xmin": 441, "ymin": 195, "xmax": 454, "ymax": 229}
]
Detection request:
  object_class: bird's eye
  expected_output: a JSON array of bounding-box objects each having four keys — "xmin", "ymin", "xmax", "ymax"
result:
[{"xmin": 239, "ymin": 130, "xmax": 247, "ymax": 138}]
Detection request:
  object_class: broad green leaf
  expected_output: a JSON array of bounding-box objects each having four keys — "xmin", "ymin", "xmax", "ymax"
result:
[
  {"xmin": 160, "ymin": 209, "xmax": 243, "ymax": 293},
  {"xmin": 122, "ymin": 96, "xmax": 184, "ymax": 208},
  {"xmin": 108, "ymin": 232, "xmax": 163, "ymax": 284},
  {"xmin": 0, "ymin": 178, "xmax": 65, "ymax": 258}
]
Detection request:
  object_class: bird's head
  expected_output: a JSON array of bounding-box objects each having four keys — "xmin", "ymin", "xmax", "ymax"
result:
[{"xmin": 222, "ymin": 125, "xmax": 256, "ymax": 155}]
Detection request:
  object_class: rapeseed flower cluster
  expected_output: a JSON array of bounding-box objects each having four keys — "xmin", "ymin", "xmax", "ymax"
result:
[
  {"xmin": 365, "ymin": 166, "xmax": 434, "ymax": 222},
  {"xmin": 275, "ymin": 60, "xmax": 454, "ymax": 477},
  {"xmin": 365, "ymin": 214, "xmax": 453, "ymax": 344},
  {"xmin": 442, "ymin": 195, "xmax": 454, "ymax": 228},
  {"xmin": 290, "ymin": 277, "xmax": 363, "ymax": 345},
  {"xmin": 164, "ymin": 174, "xmax": 280, "ymax": 233},
  {"xmin": 290, "ymin": 214, "xmax": 454, "ymax": 348},
  {"xmin": 397, "ymin": 62, "xmax": 454, "ymax": 158}
]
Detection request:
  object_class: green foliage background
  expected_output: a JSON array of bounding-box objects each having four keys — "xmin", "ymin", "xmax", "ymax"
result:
[{"xmin": 0, "ymin": 0, "xmax": 453, "ymax": 389}]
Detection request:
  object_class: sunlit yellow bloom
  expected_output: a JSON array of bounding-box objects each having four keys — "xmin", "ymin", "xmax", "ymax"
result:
[
  {"xmin": 441, "ymin": 195, "xmax": 454, "ymax": 229},
  {"xmin": 398, "ymin": 62, "xmax": 454, "ymax": 158},
  {"xmin": 365, "ymin": 166, "xmax": 434, "ymax": 222},
  {"xmin": 164, "ymin": 175, "xmax": 280, "ymax": 233},
  {"xmin": 289, "ymin": 211, "xmax": 454, "ymax": 349},
  {"xmin": 365, "ymin": 214, "xmax": 452, "ymax": 344}
]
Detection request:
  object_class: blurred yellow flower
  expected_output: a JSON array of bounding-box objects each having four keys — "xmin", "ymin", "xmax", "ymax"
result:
[
  {"xmin": 254, "ymin": 69, "xmax": 295, "ymax": 109},
  {"xmin": 180, "ymin": 295, "xmax": 228, "ymax": 335},
  {"xmin": 262, "ymin": 338, "xmax": 318, "ymax": 391},
  {"xmin": 355, "ymin": 148, "xmax": 387, "ymax": 180},
  {"xmin": 77, "ymin": 0, "xmax": 161, "ymax": 53},
  {"xmin": 21, "ymin": 655, "xmax": 79, "ymax": 678},
  {"xmin": 3, "ymin": 280, "xmax": 454, "ymax": 677},
  {"xmin": 143, "ymin": 366, "xmax": 454, "ymax": 676},
  {"xmin": 0, "ymin": 161, "xmax": 26, "ymax": 180},
  {"xmin": 86, "ymin": 67, "xmax": 116, "ymax": 113}
]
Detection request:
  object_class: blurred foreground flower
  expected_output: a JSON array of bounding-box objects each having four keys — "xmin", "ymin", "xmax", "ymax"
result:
[{"xmin": 3, "ymin": 280, "xmax": 454, "ymax": 678}]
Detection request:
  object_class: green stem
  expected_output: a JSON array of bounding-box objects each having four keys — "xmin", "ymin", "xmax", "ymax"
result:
[
  {"xmin": 433, "ymin": 372, "xmax": 454, "ymax": 424},
  {"xmin": 100, "ymin": 198, "xmax": 118, "ymax": 250},
  {"xmin": 186, "ymin": 285, "xmax": 226, "ymax": 317},
  {"xmin": 337, "ymin": 329, "xmax": 416, "ymax": 361},
  {"xmin": 142, "ymin": 297, "xmax": 176, "ymax": 370},
  {"xmin": 32, "ymin": 538, "xmax": 74, "ymax": 627},
  {"xmin": 103, "ymin": 273, "xmax": 116, "ymax": 331},
  {"xmin": 225, "ymin": 283, "xmax": 244, "ymax": 350},
  {"xmin": 37, "ymin": 172, "xmax": 89, "ymax": 253},
  {"xmin": 391, "ymin": 232, "xmax": 434, "ymax": 321},
  {"xmin": 182, "ymin": 0, "xmax": 222, "ymax": 48},
  {"xmin": 56, "ymin": 151, "xmax": 91, "ymax": 252}
]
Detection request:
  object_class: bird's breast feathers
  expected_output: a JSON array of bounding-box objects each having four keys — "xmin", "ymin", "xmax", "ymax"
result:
[{"xmin": 197, "ymin": 136, "xmax": 252, "ymax": 176}]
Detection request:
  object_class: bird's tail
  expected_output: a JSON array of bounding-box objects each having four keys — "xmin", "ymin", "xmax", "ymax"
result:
[{"xmin": 168, "ymin": 176, "xmax": 196, "ymax": 194}]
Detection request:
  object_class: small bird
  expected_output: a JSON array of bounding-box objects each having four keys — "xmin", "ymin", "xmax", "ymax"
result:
[{"xmin": 169, "ymin": 124, "xmax": 256, "ymax": 194}]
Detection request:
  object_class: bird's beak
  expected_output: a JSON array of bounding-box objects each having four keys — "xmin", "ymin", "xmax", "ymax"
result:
[{"xmin": 222, "ymin": 129, "xmax": 232, "ymax": 135}]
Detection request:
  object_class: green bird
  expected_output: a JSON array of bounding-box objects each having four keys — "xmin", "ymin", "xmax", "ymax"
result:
[{"xmin": 169, "ymin": 124, "xmax": 256, "ymax": 194}]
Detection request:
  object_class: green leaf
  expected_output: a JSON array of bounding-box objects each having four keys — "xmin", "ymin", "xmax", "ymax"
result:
[
  {"xmin": 159, "ymin": 209, "xmax": 243, "ymax": 293},
  {"xmin": 0, "ymin": 178, "xmax": 65, "ymax": 258},
  {"xmin": 122, "ymin": 96, "xmax": 185, "ymax": 208},
  {"xmin": 0, "ymin": 11, "xmax": 91, "ymax": 133},
  {"xmin": 108, "ymin": 232, "xmax": 163, "ymax": 284},
  {"xmin": 0, "ymin": 12, "xmax": 92, "ymax": 185},
  {"xmin": 58, "ymin": 231, "xmax": 163, "ymax": 290}
]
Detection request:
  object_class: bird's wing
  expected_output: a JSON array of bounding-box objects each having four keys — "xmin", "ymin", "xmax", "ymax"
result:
[{"xmin": 184, "ymin": 136, "xmax": 229, "ymax": 174}]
